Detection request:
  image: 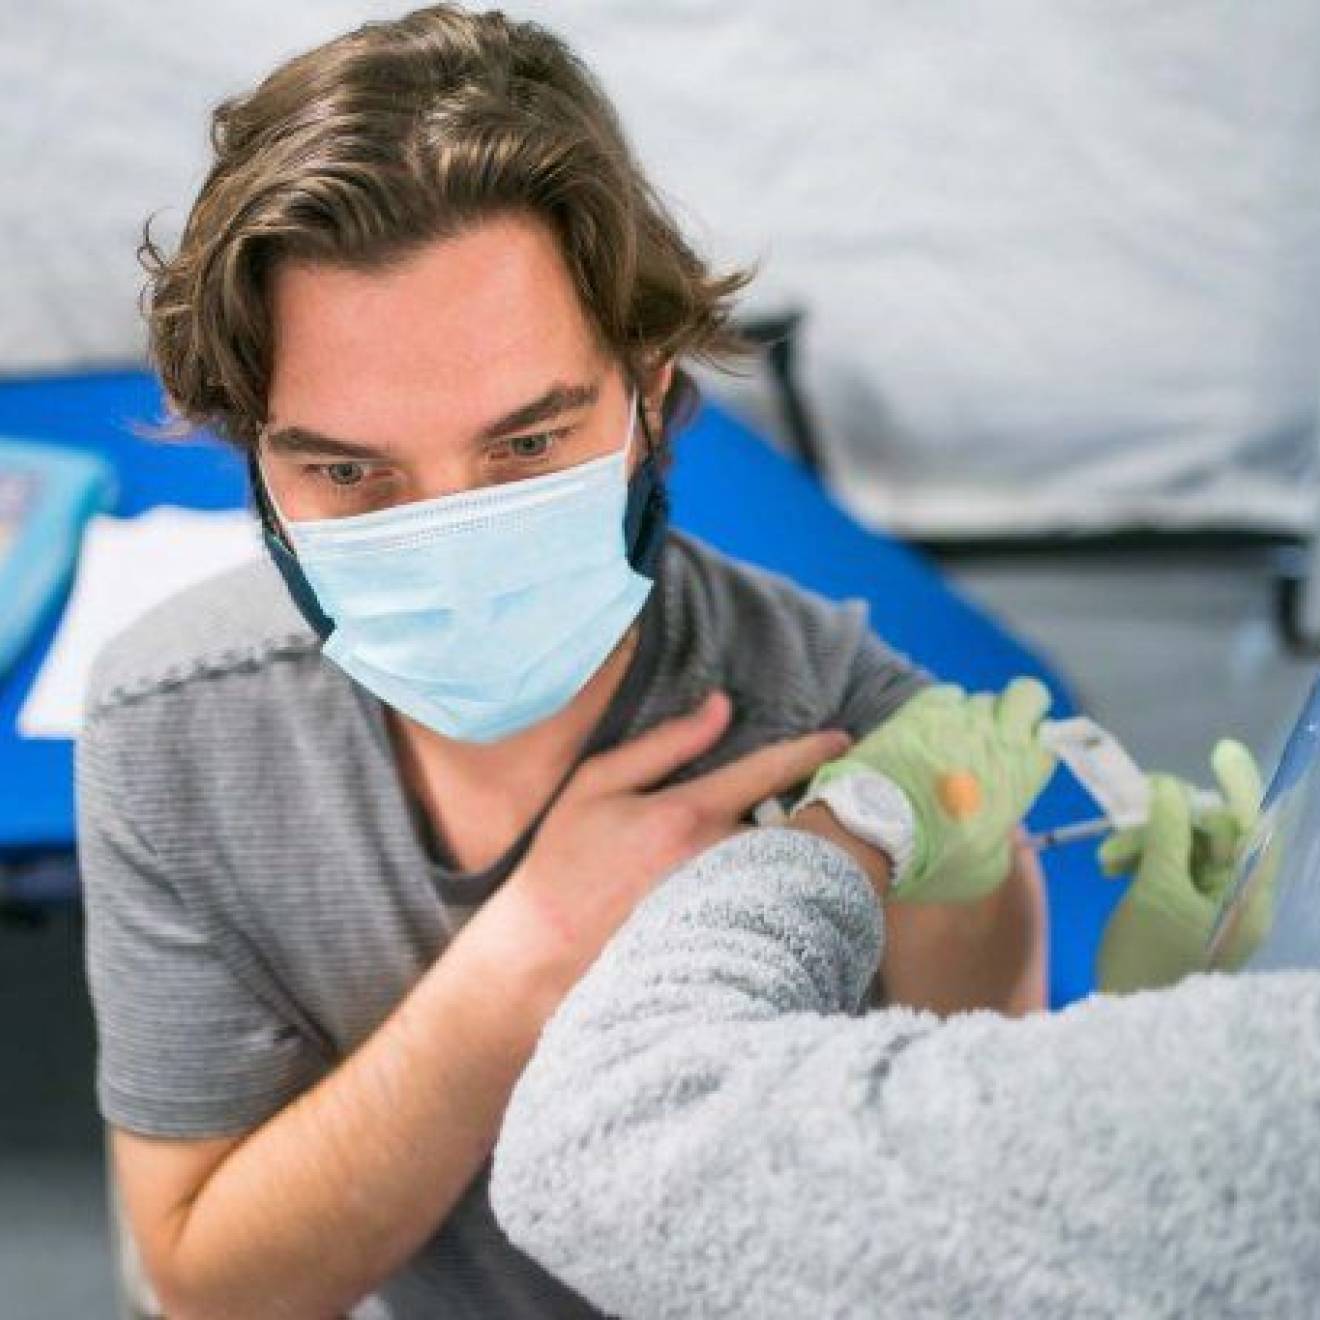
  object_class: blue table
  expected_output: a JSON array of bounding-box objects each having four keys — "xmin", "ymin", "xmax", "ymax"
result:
[
  {"xmin": 0, "ymin": 373, "xmax": 247, "ymax": 852},
  {"xmin": 0, "ymin": 371, "xmax": 1116, "ymax": 1003}
]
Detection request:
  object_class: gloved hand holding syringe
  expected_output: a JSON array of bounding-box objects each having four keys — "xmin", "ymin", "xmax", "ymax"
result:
[
  {"xmin": 762, "ymin": 677, "xmax": 1257, "ymax": 907},
  {"xmin": 1024, "ymin": 717, "xmax": 1223, "ymax": 852},
  {"xmin": 766, "ymin": 678, "xmax": 1267, "ymax": 993}
]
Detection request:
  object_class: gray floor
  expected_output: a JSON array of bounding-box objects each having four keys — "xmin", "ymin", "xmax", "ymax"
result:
[
  {"xmin": 1, "ymin": 547, "xmax": 1314, "ymax": 1319},
  {"xmin": 1, "ymin": 903, "xmax": 119, "ymax": 1317}
]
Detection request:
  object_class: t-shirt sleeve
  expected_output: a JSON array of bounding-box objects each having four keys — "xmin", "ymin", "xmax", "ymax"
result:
[
  {"xmin": 831, "ymin": 611, "xmax": 932, "ymax": 740},
  {"xmin": 78, "ymin": 708, "xmax": 325, "ymax": 1139}
]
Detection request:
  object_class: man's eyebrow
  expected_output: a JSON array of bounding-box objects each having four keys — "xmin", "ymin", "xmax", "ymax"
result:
[
  {"xmin": 262, "ymin": 427, "xmax": 396, "ymax": 461},
  {"xmin": 263, "ymin": 383, "xmax": 602, "ymax": 459},
  {"xmin": 478, "ymin": 382, "xmax": 600, "ymax": 442}
]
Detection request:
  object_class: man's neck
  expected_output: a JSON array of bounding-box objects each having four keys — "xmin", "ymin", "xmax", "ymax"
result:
[{"xmin": 386, "ymin": 626, "xmax": 641, "ymax": 863}]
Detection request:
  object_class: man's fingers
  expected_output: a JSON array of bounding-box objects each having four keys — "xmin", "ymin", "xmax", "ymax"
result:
[
  {"xmin": 996, "ymin": 677, "xmax": 1053, "ymax": 742},
  {"xmin": 675, "ymin": 729, "xmax": 852, "ymax": 824},
  {"xmin": 1211, "ymin": 739, "xmax": 1263, "ymax": 832},
  {"xmin": 575, "ymin": 691, "xmax": 732, "ymax": 796}
]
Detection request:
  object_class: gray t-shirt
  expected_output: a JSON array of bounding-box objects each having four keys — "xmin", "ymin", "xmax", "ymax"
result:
[{"xmin": 77, "ymin": 529, "xmax": 926, "ymax": 1319}]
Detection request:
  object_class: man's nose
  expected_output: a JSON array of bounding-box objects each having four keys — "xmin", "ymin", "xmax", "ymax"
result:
[{"xmin": 409, "ymin": 454, "xmax": 493, "ymax": 500}]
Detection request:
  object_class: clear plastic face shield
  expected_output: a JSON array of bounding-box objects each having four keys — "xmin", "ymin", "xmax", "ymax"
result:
[{"xmin": 1206, "ymin": 675, "xmax": 1320, "ymax": 974}]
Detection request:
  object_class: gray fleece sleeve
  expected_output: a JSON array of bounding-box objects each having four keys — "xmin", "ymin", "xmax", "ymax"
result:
[{"xmin": 491, "ymin": 828, "xmax": 1320, "ymax": 1320}]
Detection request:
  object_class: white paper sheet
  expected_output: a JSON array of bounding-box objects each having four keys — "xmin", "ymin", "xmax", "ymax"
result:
[{"xmin": 18, "ymin": 507, "xmax": 261, "ymax": 739}]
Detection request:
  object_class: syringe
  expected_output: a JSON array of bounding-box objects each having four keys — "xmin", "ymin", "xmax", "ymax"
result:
[{"xmin": 1025, "ymin": 817, "xmax": 1113, "ymax": 851}]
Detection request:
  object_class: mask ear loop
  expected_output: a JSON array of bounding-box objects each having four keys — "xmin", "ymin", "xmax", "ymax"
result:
[
  {"xmin": 247, "ymin": 435, "xmax": 336, "ymax": 639},
  {"xmin": 248, "ymin": 436, "xmax": 293, "ymax": 547},
  {"xmin": 630, "ymin": 380, "xmax": 661, "ymax": 467},
  {"xmin": 615, "ymin": 386, "xmax": 641, "ymax": 470},
  {"xmin": 622, "ymin": 374, "xmax": 670, "ymax": 578}
]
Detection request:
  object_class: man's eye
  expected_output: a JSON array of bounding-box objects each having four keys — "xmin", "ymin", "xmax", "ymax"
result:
[
  {"xmin": 508, "ymin": 433, "xmax": 553, "ymax": 460},
  {"xmin": 323, "ymin": 461, "xmax": 366, "ymax": 487}
]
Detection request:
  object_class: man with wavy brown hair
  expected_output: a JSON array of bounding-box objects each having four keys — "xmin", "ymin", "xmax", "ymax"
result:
[{"xmin": 79, "ymin": 6, "xmax": 1045, "ymax": 1315}]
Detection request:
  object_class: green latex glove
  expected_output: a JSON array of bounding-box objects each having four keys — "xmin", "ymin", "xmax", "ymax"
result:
[
  {"xmin": 809, "ymin": 677, "xmax": 1057, "ymax": 904},
  {"xmin": 1096, "ymin": 740, "xmax": 1273, "ymax": 994}
]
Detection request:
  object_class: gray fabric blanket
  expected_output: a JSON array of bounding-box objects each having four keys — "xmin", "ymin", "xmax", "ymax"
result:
[{"xmin": 491, "ymin": 829, "xmax": 1320, "ymax": 1319}]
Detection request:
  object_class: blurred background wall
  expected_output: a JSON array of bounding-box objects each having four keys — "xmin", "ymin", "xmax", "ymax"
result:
[{"xmin": 5, "ymin": 0, "xmax": 1320, "ymax": 539}]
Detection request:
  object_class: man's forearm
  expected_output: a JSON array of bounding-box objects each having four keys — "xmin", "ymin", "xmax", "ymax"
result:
[{"xmin": 156, "ymin": 901, "xmax": 554, "ymax": 1319}]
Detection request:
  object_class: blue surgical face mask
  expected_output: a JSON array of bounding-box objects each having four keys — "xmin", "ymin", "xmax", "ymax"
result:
[{"xmin": 255, "ymin": 393, "xmax": 667, "ymax": 744}]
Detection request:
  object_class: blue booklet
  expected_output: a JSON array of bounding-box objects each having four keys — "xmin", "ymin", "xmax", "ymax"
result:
[
  {"xmin": 0, "ymin": 438, "xmax": 116, "ymax": 682},
  {"xmin": 0, "ymin": 467, "xmax": 40, "ymax": 556}
]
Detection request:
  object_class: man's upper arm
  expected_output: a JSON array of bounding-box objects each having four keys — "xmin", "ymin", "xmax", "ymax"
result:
[
  {"xmin": 80, "ymin": 699, "xmax": 327, "ymax": 1298},
  {"xmin": 877, "ymin": 837, "xmax": 1048, "ymax": 1014},
  {"xmin": 832, "ymin": 618, "xmax": 931, "ymax": 739},
  {"xmin": 827, "ymin": 619, "xmax": 1050, "ymax": 1015}
]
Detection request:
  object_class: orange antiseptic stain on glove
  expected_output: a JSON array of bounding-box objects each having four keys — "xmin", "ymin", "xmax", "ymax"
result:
[{"xmin": 936, "ymin": 771, "xmax": 983, "ymax": 820}]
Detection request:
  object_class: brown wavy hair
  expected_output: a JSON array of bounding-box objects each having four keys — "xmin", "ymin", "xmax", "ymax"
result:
[{"xmin": 140, "ymin": 3, "xmax": 752, "ymax": 451}]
